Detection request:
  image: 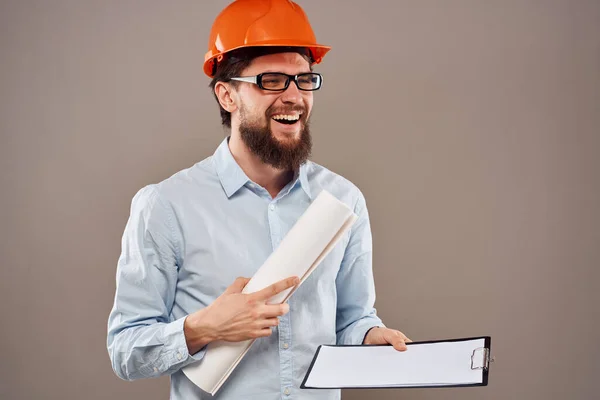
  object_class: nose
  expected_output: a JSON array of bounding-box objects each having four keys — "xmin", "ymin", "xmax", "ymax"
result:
[{"xmin": 280, "ymin": 79, "xmax": 302, "ymax": 104}]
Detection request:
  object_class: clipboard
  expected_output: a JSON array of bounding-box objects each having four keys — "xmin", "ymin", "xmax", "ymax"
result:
[{"xmin": 300, "ymin": 336, "xmax": 493, "ymax": 390}]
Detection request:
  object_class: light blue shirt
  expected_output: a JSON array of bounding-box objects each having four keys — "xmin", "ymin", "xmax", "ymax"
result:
[{"xmin": 107, "ymin": 137, "xmax": 384, "ymax": 399}]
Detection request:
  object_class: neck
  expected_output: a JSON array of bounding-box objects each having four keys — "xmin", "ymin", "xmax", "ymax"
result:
[{"xmin": 228, "ymin": 132, "xmax": 295, "ymax": 198}]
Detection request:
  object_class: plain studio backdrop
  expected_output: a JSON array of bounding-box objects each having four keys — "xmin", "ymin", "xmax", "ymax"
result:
[{"xmin": 1, "ymin": 1, "xmax": 599, "ymax": 399}]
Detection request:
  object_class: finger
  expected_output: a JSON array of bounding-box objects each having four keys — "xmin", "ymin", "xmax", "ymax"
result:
[
  {"xmin": 261, "ymin": 317, "xmax": 280, "ymax": 328},
  {"xmin": 252, "ymin": 276, "xmax": 299, "ymax": 301},
  {"xmin": 253, "ymin": 328, "xmax": 273, "ymax": 338},
  {"xmin": 224, "ymin": 277, "xmax": 250, "ymax": 295},
  {"xmin": 262, "ymin": 303, "xmax": 290, "ymax": 318},
  {"xmin": 395, "ymin": 330, "xmax": 412, "ymax": 343}
]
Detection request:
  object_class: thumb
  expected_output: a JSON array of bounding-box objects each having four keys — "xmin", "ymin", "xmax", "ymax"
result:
[
  {"xmin": 225, "ymin": 277, "xmax": 250, "ymax": 294},
  {"xmin": 386, "ymin": 330, "xmax": 408, "ymax": 352}
]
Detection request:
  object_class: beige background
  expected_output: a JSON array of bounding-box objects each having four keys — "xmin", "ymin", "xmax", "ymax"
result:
[{"xmin": 1, "ymin": 1, "xmax": 599, "ymax": 399}]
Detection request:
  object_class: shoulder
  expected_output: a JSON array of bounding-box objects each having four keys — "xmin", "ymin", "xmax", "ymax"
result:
[{"xmin": 128, "ymin": 155, "xmax": 217, "ymax": 210}]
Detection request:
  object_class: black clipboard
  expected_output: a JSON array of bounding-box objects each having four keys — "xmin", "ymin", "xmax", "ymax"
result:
[{"xmin": 300, "ymin": 336, "xmax": 493, "ymax": 390}]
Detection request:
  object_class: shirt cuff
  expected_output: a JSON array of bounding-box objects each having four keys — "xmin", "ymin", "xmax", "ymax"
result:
[{"xmin": 162, "ymin": 316, "xmax": 208, "ymax": 366}]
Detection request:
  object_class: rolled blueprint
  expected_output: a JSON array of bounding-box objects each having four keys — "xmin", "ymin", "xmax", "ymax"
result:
[{"xmin": 181, "ymin": 189, "xmax": 358, "ymax": 395}]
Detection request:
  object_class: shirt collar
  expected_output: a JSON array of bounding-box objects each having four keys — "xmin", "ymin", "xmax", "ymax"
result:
[
  {"xmin": 297, "ymin": 162, "xmax": 312, "ymax": 200},
  {"xmin": 213, "ymin": 137, "xmax": 250, "ymax": 198},
  {"xmin": 213, "ymin": 136, "xmax": 313, "ymax": 200}
]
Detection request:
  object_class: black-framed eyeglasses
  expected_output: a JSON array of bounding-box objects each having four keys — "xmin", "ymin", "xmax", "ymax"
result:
[{"xmin": 229, "ymin": 72, "xmax": 323, "ymax": 91}]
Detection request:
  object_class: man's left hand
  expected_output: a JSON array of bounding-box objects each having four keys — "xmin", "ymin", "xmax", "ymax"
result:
[{"xmin": 363, "ymin": 327, "xmax": 412, "ymax": 351}]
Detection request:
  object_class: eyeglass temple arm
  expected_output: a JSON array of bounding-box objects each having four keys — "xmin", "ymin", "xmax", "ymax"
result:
[{"xmin": 230, "ymin": 77, "xmax": 257, "ymax": 84}]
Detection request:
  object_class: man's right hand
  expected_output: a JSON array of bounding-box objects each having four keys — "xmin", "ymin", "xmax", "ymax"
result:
[{"xmin": 183, "ymin": 276, "xmax": 299, "ymax": 354}]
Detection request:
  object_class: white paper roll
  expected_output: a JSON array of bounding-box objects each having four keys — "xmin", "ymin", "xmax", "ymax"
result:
[{"xmin": 181, "ymin": 190, "xmax": 357, "ymax": 395}]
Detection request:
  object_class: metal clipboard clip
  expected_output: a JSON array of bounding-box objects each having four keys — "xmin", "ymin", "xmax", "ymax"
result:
[{"xmin": 471, "ymin": 347, "xmax": 495, "ymax": 370}]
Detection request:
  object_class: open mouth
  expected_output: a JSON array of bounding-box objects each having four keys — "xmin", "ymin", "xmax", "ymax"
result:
[{"xmin": 271, "ymin": 114, "xmax": 301, "ymax": 125}]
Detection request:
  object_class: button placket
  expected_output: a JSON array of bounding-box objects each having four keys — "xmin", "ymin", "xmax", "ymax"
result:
[
  {"xmin": 278, "ymin": 311, "xmax": 293, "ymax": 396},
  {"xmin": 268, "ymin": 201, "xmax": 280, "ymax": 250}
]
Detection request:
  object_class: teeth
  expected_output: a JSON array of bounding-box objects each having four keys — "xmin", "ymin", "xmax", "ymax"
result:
[{"xmin": 272, "ymin": 114, "xmax": 300, "ymax": 121}]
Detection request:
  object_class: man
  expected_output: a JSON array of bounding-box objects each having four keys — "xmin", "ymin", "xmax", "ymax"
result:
[{"xmin": 107, "ymin": 0, "xmax": 410, "ymax": 398}]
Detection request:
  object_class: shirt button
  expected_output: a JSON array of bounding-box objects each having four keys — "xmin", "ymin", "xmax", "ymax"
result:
[
  {"xmin": 283, "ymin": 343, "xmax": 289, "ymax": 349},
  {"xmin": 153, "ymin": 367, "xmax": 159, "ymax": 373},
  {"xmin": 284, "ymin": 387, "xmax": 291, "ymax": 395},
  {"xmin": 177, "ymin": 353, "xmax": 182, "ymax": 360},
  {"xmin": 269, "ymin": 204, "xmax": 275, "ymax": 211}
]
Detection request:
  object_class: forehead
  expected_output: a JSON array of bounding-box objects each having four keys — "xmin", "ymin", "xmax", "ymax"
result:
[{"xmin": 243, "ymin": 52, "xmax": 311, "ymax": 75}]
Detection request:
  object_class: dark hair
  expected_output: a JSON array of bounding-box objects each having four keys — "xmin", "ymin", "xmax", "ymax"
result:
[{"xmin": 209, "ymin": 46, "xmax": 313, "ymax": 128}]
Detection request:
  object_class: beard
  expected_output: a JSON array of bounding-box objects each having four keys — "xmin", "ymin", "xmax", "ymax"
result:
[{"xmin": 238, "ymin": 103, "xmax": 312, "ymax": 171}]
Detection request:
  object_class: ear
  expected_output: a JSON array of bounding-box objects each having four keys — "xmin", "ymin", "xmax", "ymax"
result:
[{"xmin": 214, "ymin": 81, "xmax": 238, "ymax": 113}]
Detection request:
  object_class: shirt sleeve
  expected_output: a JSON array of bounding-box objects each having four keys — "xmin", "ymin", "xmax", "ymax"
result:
[
  {"xmin": 335, "ymin": 189, "xmax": 385, "ymax": 345},
  {"xmin": 107, "ymin": 185, "xmax": 206, "ymax": 381}
]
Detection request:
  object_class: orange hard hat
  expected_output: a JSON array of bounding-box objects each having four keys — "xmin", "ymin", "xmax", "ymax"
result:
[{"xmin": 203, "ymin": 0, "xmax": 331, "ymax": 77}]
